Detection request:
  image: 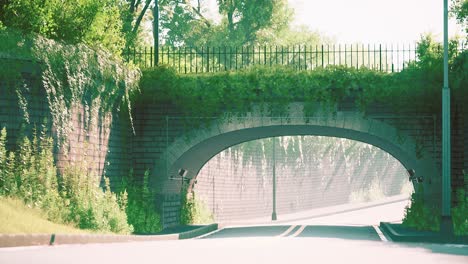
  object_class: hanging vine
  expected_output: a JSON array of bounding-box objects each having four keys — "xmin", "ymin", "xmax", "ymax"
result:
[{"xmin": 0, "ymin": 29, "xmax": 140, "ymax": 149}]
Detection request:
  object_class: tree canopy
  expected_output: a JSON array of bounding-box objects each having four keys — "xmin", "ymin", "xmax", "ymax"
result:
[
  {"xmin": 0, "ymin": 0, "xmax": 127, "ymax": 54},
  {"xmin": 159, "ymin": 0, "xmax": 295, "ymax": 47},
  {"xmin": 0, "ymin": 0, "xmax": 329, "ymax": 53},
  {"xmin": 451, "ymin": 0, "xmax": 468, "ymax": 38}
]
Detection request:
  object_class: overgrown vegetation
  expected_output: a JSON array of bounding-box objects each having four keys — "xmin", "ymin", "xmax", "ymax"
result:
[
  {"xmin": 180, "ymin": 187, "xmax": 213, "ymax": 225},
  {"xmin": 402, "ymin": 185, "xmax": 441, "ymax": 232},
  {"xmin": 452, "ymin": 172, "xmax": 468, "ymax": 235},
  {"xmin": 0, "ymin": 126, "xmax": 165, "ymax": 234},
  {"xmin": 120, "ymin": 170, "xmax": 162, "ymax": 234},
  {"xmin": 138, "ymin": 36, "xmax": 466, "ymax": 119},
  {"xmin": 0, "ymin": 127, "xmax": 133, "ymax": 234},
  {"xmin": 0, "ymin": 28, "xmax": 140, "ymax": 149},
  {"xmin": 403, "ymin": 175, "xmax": 468, "ymax": 235}
]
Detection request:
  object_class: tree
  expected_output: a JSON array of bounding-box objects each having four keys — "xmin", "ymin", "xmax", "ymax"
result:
[
  {"xmin": 159, "ymin": 0, "xmax": 293, "ymax": 47},
  {"xmin": 451, "ymin": 0, "xmax": 468, "ymax": 38},
  {"xmin": 0, "ymin": 0, "xmax": 126, "ymax": 55},
  {"xmin": 122, "ymin": 0, "xmax": 155, "ymax": 48}
]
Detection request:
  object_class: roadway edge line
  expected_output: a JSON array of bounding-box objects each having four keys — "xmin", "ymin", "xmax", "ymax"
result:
[
  {"xmin": 373, "ymin": 225, "xmax": 389, "ymax": 242},
  {"xmin": 193, "ymin": 228, "xmax": 224, "ymax": 239},
  {"xmin": 277, "ymin": 225, "xmax": 297, "ymax": 237},
  {"xmin": 290, "ymin": 225, "xmax": 307, "ymax": 237}
]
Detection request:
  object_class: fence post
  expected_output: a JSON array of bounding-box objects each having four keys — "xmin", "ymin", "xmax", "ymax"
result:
[
  {"xmin": 304, "ymin": 45, "xmax": 307, "ymax": 70},
  {"xmin": 379, "ymin": 44, "xmax": 382, "ymax": 72},
  {"xmin": 339, "ymin": 44, "xmax": 341, "ymax": 65},
  {"xmin": 144, "ymin": 47, "xmax": 147, "ymax": 68},
  {"xmin": 150, "ymin": 47, "xmax": 153, "ymax": 67},
  {"xmin": 321, "ymin": 45, "xmax": 324, "ymax": 68},
  {"xmin": 207, "ymin": 47, "xmax": 210, "ymax": 73},
  {"xmin": 225, "ymin": 46, "xmax": 228, "ymax": 71}
]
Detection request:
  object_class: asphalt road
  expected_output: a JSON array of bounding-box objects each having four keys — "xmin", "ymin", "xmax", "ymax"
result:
[{"xmin": 1, "ymin": 201, "xmax": 467, "ymax": 264}]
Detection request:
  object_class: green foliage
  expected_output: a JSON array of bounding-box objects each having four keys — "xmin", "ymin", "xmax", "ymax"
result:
[
  {"xmin": 59, "ymin": 166, "xmax": 133, "ymax": 234},
  {"xmin": 180, "ymin": 188, "xmax": 213, "ymax": 225},
  {"xmin": 452, "ymin": 188, "xmax": 468, "ymax": 236},
  {"xmin": 451, "ymin": 0, "xmax": 468, "ymax": 39},
  {"xmin": 0, "ymin": 0, "xmax": 126, "ymax": 55},
  {"xmin": 138, "ymin": 35, "xmax": 466, "ymax": 121},
  {"xmin": 402, "ymin": 185, "xmax": 441, "ymax": 232},
  {"xmin": 160, "ymin": 0, "xmax": 293, "ymax": 46},
  {"xmin": 388, "ymin": 35, "xmax": 465, "ymax": 113},
  {"xmin": 120, "ymin": 169, "xmax": 162, "ymax": 234},
  {"xmin": 139, "ymin": 64, "xmax": 393, "ymax": 117},
  {"xmin": 0, "ymin": 127, "xmax": 133, "ymax": 234},
  {"xmin": 0, "ymin": 29, "xmax": 140, "ymax": 148}
]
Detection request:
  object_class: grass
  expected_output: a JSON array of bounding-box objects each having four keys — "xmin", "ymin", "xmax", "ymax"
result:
[{"xmin": 0, "ymin": 197, "xmax": 91, "ymax": 234}]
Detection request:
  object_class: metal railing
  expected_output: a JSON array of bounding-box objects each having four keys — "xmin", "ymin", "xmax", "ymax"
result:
[{"xmin": 123, "ymin": 43, "xmax": 466, "ymax": 74}]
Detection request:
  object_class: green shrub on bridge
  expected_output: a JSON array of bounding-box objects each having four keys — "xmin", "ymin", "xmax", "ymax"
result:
[{"xmin": 138, "ymin": 35, "xmax": 466, "ymax": 120}]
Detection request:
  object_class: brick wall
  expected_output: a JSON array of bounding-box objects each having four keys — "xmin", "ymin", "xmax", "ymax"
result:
[{"xmin": 0, "ymin": 59, "xmax": 132, "ymax": 190}]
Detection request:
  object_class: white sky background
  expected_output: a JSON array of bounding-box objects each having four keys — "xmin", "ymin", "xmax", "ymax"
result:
[
  {"xmin": 288, "ymin": 0, "xmax": 463, "ymax": 43},
  {"xmin": 204, "ymin": 0, "xmax": 464, "ymax": 44}
]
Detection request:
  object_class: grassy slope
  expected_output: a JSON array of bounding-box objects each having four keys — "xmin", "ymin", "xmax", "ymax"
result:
[{"xmin": 0, "ymin": 197, "xmax": 90, "ymax": 234}]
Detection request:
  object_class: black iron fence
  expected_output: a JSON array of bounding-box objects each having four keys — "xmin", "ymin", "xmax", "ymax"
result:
[{"xmin": 123, "ymin": 43, "xmax": 466, "ymax": 74}]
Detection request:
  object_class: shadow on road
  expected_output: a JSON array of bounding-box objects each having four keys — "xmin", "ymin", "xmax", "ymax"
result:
[{"xmin": 202, "ymin": 225, "xmax": 380, "ymax": 241}]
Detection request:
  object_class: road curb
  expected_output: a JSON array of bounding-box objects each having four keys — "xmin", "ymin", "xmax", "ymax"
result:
[
  {"xmin": 0, "ymin": 224, "xmax": 218, "ymax": 248},
  {"xmin": 379, "ymin": 222, "xmax": 468, "ymax": 244}
]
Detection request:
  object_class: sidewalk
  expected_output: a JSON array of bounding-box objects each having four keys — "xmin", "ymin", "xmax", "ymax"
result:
[
  {"xmin": 379, "ymin": 222, "xmax": 468, "ymax": 244},
  {"xmin": 219, "ymin": 194, "xmax": 410, "ymax": 227},
  {"xmin": 0, "ymin": 224, "xmax": 218, "ymax": 248}
]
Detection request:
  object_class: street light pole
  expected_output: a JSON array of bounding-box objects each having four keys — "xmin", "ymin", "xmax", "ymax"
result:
[
  {"xmin": 272, "ymin": 138, "xmax": 277, "ymax": 221},
  {"xmin": 441, "ymin": 0, "xmax": 452, "ymax": 235}
]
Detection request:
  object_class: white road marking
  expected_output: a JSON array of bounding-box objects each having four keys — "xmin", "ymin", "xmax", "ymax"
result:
[
  {"xmin": 373, "ymin": 225, "xmax": 388, "ymax": 242},
  {"xmin": 194, "ymin": 228, "xmax": 224, "ymax": 239},
  {"xmin": 290, "ymin": 225, "xmax": 307, "ymax": 237},
  {"xmin": 277, "ymin": 225, "xmax": 297, "ymax": 237}
]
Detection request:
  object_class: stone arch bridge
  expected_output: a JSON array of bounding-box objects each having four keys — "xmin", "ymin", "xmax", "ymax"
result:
[{"xmin": 131, "ymin": 102, "xmax": 455, "ymax": 228}]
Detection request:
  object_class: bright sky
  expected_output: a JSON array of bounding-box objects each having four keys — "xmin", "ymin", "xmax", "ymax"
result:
[
  {"xmin": 204, "ymin": 0, "xmax": 464, "ymax": 44},
  {"xmin": 288, "ymin": 0, "xmax": 463, "ymax": 43}
]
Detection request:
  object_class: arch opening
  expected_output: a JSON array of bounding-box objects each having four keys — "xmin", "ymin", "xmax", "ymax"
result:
[{"xmin": 193, "ymin": 136, "xmax": 414, "ymax": 224}]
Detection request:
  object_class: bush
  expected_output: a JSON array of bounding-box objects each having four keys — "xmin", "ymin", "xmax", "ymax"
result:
[
  {"xmin": 180, "ymin": 188, "xmax": 213, "ymax": 225},
  {"xmin": 0, "ymin": 126, "xmax": 133, "ymax": 234},
  {"xmin": 452, "ymin": 172, "xmax": 468, "ymax": 236},
  {"xmin": 59, "ymin": 166, "xmax": 132, "ymax": 234},
  {"xmin": 402, "ymin": 185, "xmax": 440, "ymax": 232},
  {"xmin": 120, "ymin": 169, "xmax": 162, "ymax": 234}
]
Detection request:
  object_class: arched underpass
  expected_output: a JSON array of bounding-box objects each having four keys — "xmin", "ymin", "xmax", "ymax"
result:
[
  {"xmin": 154, "ymin": 110, "xmax": 440, "ymax": 227},
  {"xmin": 193, "ymin": 136, "xmax": 414, "ymax": 224}
]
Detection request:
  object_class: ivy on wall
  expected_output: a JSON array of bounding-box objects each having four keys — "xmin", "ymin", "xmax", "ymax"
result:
[{"xmin": 0, "ymin": 28, "xmax": 140, "ymax": 148}]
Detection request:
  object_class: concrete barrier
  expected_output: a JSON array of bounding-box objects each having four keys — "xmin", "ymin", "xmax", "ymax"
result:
[{"xmin": 0, "ymin": 224, "xmax": 218, "ymax": 248}]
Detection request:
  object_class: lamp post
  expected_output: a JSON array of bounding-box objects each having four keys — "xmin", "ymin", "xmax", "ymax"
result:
[
  {"xmin": 272, "ymin": 138, "xmax": 277, "ymax": 221},
  {"xmin": 441, "ymin": 0, "xmax": 452, "ymax": 235},
  {"xmin": 153, "ymin": 0, "xmax": 159, "ymax": 66}
]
